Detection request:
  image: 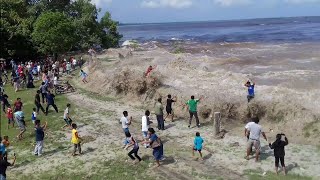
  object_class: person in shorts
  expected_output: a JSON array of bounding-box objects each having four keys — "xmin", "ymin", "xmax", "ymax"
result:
[
  {"xmin": 62, "ymin": 104, "xmax": 72, "ymax": 129},
  {"xmin": 141, "ymin": 110, "xmax": 151, "ymax": 148},
  {"xmin": 31, "ymin": 108, "xmax": 37, "ymax": 124},
  {"xmin": 245, "ymin": 117, "xmax": 268, "ymax": 161},
  {"xmin": 14, "ymin": 110, "xmax": 26, "ymax": 140},
  {"xmin": 192, "ymin": 132, "xmax": 204, "ymax": 160}
]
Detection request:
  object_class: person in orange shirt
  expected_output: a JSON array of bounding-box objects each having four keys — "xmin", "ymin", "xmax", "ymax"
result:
[
  {"xmin": 6, "ymin": 105, "xmax": 14, "ymax": 129},
  {"xmin": 2, "ymin": 136, "xmax": 10, "ymax": 148}
]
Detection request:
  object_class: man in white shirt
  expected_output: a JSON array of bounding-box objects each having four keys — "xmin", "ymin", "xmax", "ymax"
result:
[
  {"xmin": 142, "ymin": 110, "xmax": 151, "ymax": 148},
  {"xmin": 245, "ymin": 119, "xmax": 255, "ymax": 154},
  {"xmin": 245, "ymin": 117, "xmax": 268, "ymax": 161},
  {"xmin": 120, "ymin": 111, "xmax": 132, "ymax": 134},
  {"xmin": 62, "ymin": 104, "xmax": 72, "ymax": 129}
]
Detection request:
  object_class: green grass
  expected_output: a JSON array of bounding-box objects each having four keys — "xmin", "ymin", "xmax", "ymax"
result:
[
  {"xmin": 303, "ymin": 118, "xmax": 320, "ymax": 138},
  {"xmin": 245, "ymin": 169, "xmax": 313, "ymax": 180}
]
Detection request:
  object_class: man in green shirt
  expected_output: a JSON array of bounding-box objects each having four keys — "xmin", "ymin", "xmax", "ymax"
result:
[
  {"xmin": 186, "ymin": 95, "xmax": 203, "ymax": 128},
  {"xmin": 155, "ymin": 98, "xmax": 165, "ymax": 130}
]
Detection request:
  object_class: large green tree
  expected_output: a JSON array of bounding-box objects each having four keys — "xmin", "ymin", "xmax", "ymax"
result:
[
  {"xmin": 100, "ymin": 12, "xmax": 123, "ymax": 48},
  {"xmin": 32, "ymin": 12, "xmax": 76, "ymax": 56}
]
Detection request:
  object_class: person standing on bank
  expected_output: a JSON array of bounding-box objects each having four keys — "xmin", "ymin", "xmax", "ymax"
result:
[
  {"xmin": 45, "ymin": 91, "xmax": 58, "ymax": 115},
  {"xmin": 34, "ymin": 120, "xmax": 48, "ymax": 156},
  {"xmin": 154, "ymin": 98, "xmax": 165, "ymax": 130},
  {"xmin": 35, "ymin": 90, "xmax": 45, "ymax": 114},
  {"xmin": 185, "ymin": 95, "xmax": 203, "ymax": 128},
  {"xmin": 269, "ymin": 134, "xmax": 289, "ymax": 175},
  {"xmin": 164, "ymin": 94, "xmax": 177, "ymax": 122}
]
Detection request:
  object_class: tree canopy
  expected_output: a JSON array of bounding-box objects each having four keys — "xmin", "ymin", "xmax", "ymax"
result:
[{"xmin": 0, "ymin": 0, "xmax": 122, "ymax": 59}]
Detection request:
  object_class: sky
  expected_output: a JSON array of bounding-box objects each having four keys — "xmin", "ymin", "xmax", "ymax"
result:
[{"xmin": 91, "ymin": 0, "xmax": 320, "ymax": 23}]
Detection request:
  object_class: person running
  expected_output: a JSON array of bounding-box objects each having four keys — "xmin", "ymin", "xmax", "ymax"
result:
[
  {"xmin": 71, "ymin": 123, "xmax": 83, "ymax": 156},
  {"xmin": 142, "ymin": 128, "xmax": 164, "ymax": 167},
  {"xmin": 0, "ymin": 151, "xmax": 16, "ymax": 180},
  {"xmin": 1, "ymin": 94, "xmax": 10, "ymax": 113},
  {"xmin": 154, "ymin": 98, "xmax": 165, "ymax": 130},
  {"xmin": 245, "ymin": 117, "xmax": 268, "ymax": 162},
  {"xmin": 269, "ymin": 134, "xmax": 289, "ymax": 175},
  {"xmin": 31, "ymin": 108, "xmax": 37, "ymax": 124},
  {"xmin": 245, "ymin": 80, "xmax": 255, "ymax": 103},
  {"xmin": 13, "ymin": 98, "xmax": 23, "ymax": 113},
  {"xmin": 45, "ymin": 91, "xmax": 58, "ymax": 115},
  {"xmin": 14, "ymin": 110, "xmax": 26, "ymax": 140},
  {"xmin": 124, "ymin": 132, "xmax": 142, "ymax": 164},
  {"xmin": 164, "ymin": 94, "xmax": 177, "ymax": 122},
  {"xmin": 120, "ymin": 111, "xmax": 132, "ymax": 135},
  {"xmin": 142, "ymin": 110, "xmax": 151, "ymax": 148},
  {"xmin": 192, "ymin": 132, "xmax": 204, "ymax": 160},
  {"xmin": 185, "ymin": 95, "xmax": 203, "ymax": 128},
  {"xmin": 62, "ymin": 104, "xmax": 72, "ymax": 129},
  {"xmin": 6, "ymin": 105, "xmax": 14, "ymax": 129},
  {"xmin": 34, "ymin": 120, "xmax": 48, "ymax": 156},
  {"xmin": 39, "ymin": 82, "xmax": 48, "ymax": 103},
  {"xmin": 80, "ymin": 70, "xmax": 88, "ymax": 83},
  {"xmin": 35, "ymin": 90, "xmax": 45, "ymax": 114}
]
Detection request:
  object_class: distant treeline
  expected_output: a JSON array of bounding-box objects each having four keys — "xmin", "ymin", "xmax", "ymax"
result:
[{"xmin": 0, "ymin": 0, "xmax": 122, "ymax": 60}]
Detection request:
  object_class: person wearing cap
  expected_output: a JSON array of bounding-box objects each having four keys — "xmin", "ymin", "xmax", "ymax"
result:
[{"xmin": 245, "ymin": 80, "xmax": 255, "ymax": 103}]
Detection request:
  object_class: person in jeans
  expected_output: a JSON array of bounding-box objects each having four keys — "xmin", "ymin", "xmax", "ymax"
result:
[
  {"xmin": 269, "ymin": 134, "xmax": 289, "ymax": 175},
  {"xmin": 186, "ymin": 95, "xmax": 203, "ymax": 128},
  {"xmin": 45, "ymin": 91, "xmax": 58, "ymax": 115},
  {"xmin": 124, "ymin": 132, "xmax": 142, "ymax": 164},
  {"xmin": 39, "ymin": 82, "xmax": 47, "ymax": 103},
  {"xmin": 35, "ymin": 90, "xmax": 45, "ymax": 114},
  {"xmin": 0, "ymin": 151, "xmax": 16, "ymax": 180},
  {"xmin": 34, "ymin": 120, "xmax": 48, "ymax": 156},
  {"xmin": 154, "ymin": 98, "xmax": 164, "ymax": 130}
]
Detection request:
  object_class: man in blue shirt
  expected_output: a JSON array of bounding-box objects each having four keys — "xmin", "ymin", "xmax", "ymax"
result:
[
  {"xmin": 45, "ymin": 91, "xmax": 58, "ymax": 115},
  {"xmin": 245, "ymin": 80, "xmax": 255, "ymax": 103}
]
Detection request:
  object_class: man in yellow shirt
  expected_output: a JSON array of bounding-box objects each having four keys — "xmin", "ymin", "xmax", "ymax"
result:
[{"xmin": 71, "ymin": 123, "xmax": 83, "ymax": 156}]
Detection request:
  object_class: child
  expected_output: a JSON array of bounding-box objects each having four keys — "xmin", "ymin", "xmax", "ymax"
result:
[
  {"xmin": 269, "ymin": 134, "xmax": 289, "ymax": 175},
  {"xmin": 192, "ymin": 132, "xmax": 204, "ymax": 160},
  {"xmin": 124, "ymin": 132, "xmax": 142, "ymax": 164},
  {"xmin": 80, "ymin": 70, "xmax": 88, "ymax": 83},
  {"xmin": 31, "ymin": 108, "xmax": 37, "ymax": 124},
  {"xmin": 62, "ymin": 104, "xmax": 72, "ymax": 129},
  {"xmin": 2, "ymin": 136, "xmax": 10, "ymax": 148},
  {"xmin": 6, "ymin": 105, "xmax": 14, "ymax": 129},
  {"xmin": 71, "ymin": 123, "xmax": 83, "ymax": 156},
  {"xmin": 34, "ymin": 120, "xmax": 47, "ymax": 156}
]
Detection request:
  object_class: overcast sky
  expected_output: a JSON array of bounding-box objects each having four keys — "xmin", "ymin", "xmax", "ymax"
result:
[{"xmin": 91, "ymin": 0, "xmax": 320, "ymax": 23}]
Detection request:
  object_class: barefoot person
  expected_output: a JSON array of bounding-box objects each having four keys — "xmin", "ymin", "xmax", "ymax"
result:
[
  {"xmin": 14, "ymin": 110, "xmax": 26, "ymax": 140},
  {"xmin": 245, "ymin": 80, "xmax": 255, "ymax": 103},
  {"xmin": 124, "ymin": 132, "xmax": 142, "ymax": 163},
  {"xmin": 145, "ymin": 65, "xmax": 156, "ymax": 77},
  {"xmin": 141, "ymin": 110, "xmax": 151, "ymax": 148},
  {"xmin": 62, "ymin": 104, "xmax": 72, "ymax": 129},
  {"xmin": 269, "ymin": 134, "xmax": 289, "ymax": 175},
  {"xmin": 192, "ymin": 132, "xmax": 204, "ymax": 160},
  {"xmin": 142, "ymin": 128, "xmax": 164, "ymax": 167},
  {"xmin": 0, "ymin": 151, "xmax": 16, "ymax": 180},
  {"xmin": 164, "ymin": 94, "xmax": 177, "ymax": 122},
  {"xmin": 245, "ymin": 117, "xmax": 268, "ymax": 162},
  {"xmin": 71, "ymin": 123, "xmax": 83, "ymax": 156},
  {"xmin": 154, "ymin": 98, "xmax": 165, "ymax": 130},
  {"xmin": 34, "ymin": 120, "xmax": 48, "ymax": 156},
  {"xmin": 245, "ymin": 119, "xmax": 255, "ymax": 154},
  {"xmin": 35, "ymin": 90, "xmax": 45, "ymax": 114},
  {"xmin": 185, "ymin": 95, "xmax": 203, "ymax": 128}
]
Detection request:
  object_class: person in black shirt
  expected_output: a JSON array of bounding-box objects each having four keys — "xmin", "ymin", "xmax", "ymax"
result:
[
  {"xmin": 35, "ymin": 90, "xmax": 45, "ymax": 114},
  {"xmin": 45, "ymin": 91, "xmax": 58, "ymax": 115},
  {"xmin": 269, "ymin": 134, "xmax": 289, "ymax": 175},
  {"xmin": 0, "ymin": 151, "xmax": 16, "ymax": 180},
  {"xmin": 1, "ymin": 94, "xmax": 10, "ymax": 113},
  {"xmin": 164, "ymin": 94, "xmax": 177, "ymax": 122}
]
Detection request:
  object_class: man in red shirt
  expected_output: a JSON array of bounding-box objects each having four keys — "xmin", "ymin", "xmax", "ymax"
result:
[{"xmin": 13, "ymin": 98, "xmax": 23, "ymax": 112}]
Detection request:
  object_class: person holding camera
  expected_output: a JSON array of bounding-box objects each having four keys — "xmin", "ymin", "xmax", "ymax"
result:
[
  {"xmin": 269, "ymin": 133, "xmax": 289, "ymax": 175},
  {"xmin": 0, "ymin": 151, "xmax": 16, "ymax": 180}
]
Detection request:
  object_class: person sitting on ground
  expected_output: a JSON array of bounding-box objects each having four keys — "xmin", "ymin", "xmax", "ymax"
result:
[
  {"xmin": 62, "ymin": 104, "xmax": 72, "ymax": 129},
  {"xmin": 14, "ymin": 110, "xmax": 26, "ymax": 140},
  {"xmin": 164, "ymin": 94, "xmax": 177, "ymax": 122},
  {"xmin": 124, "ymin": 132, "xmax": 142, "ymax": 164},
  {"xmin": 245, "ymin": 80, "xmax": 255, "ymax": 103},
  {"xmin": 71, "ymin": 123, "xmax": 83, "ymax": 156},
  {"xmin": 185, "ymin": 95, "xmax": 203, "ymax": 128},
  {"xmin": 269, "ymin": 133, "xmax": 289, "ymax": 175},
  {"xmin": 192, "ymin": 132, "xmax": 204, "ymax": 160},
  {"xmin": 245, "ymin": 117, "xmax": 268, "ymax": 162},
  {"xmin": 45, "ymin": 91, "xmax": 58, "ymax": 115},
  {"xmin": 0, "ymin": 150, "xmax": 16, "ymax": 179}
]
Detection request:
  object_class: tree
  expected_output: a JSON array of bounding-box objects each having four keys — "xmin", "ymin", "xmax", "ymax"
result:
[
  {"xmin": 100, "ymin": 12, "xmax": 123, "ymax": 48},
  {"xmin": 32, "ymin": 12, "xmax": 76, "ymax": 56}
]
